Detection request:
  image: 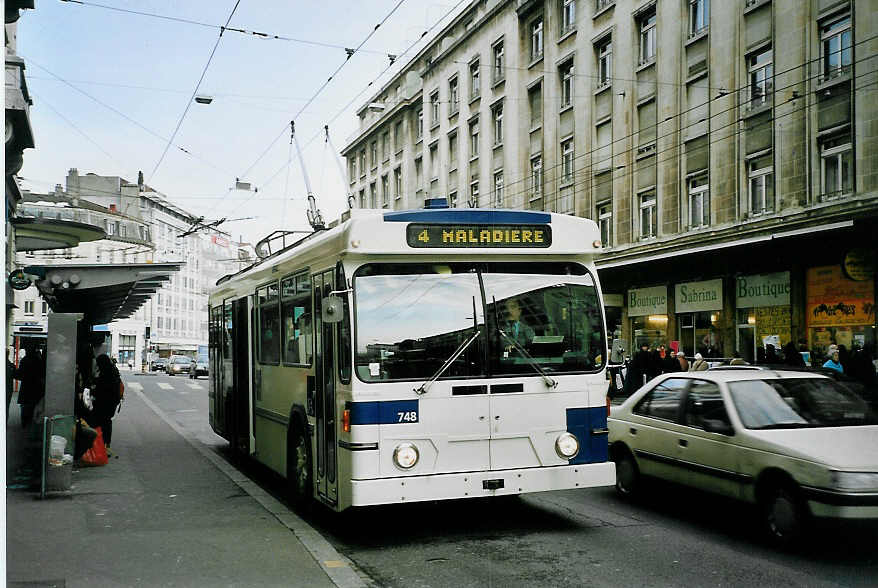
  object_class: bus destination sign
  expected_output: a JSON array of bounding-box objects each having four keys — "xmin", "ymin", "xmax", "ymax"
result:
[{"xmin": 406, "ymin": 223, "xmax": 552, "ymax": 248}]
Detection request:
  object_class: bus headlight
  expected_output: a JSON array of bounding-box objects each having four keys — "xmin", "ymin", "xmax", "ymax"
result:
[
  {"xmin": 555, "ymin": 433, "xmax": 580, "ymax": 460},
  {"xmin": 393, "ymin": 443, "xmax": 419, "ymax": 470}
]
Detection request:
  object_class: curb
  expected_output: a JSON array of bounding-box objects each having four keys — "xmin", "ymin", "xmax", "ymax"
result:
[{"xmin": 131, "ymin": 385, "xmax": 368, "ymax": 588}]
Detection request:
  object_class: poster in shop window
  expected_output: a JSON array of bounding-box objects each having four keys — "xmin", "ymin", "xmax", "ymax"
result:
[{"xmin": 806, "ymin": 265, "xmax": 875, "ymax": 327}]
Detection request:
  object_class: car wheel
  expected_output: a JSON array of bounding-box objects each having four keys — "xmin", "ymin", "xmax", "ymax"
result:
[
  {"xmin": 287, "ymin": 424, "xmax": 313, "ymax": 510},
  {"xmin": 612, "ymin": 446, "xmax": 641, "ymax": 498},
  {"xmin": 761, "ymin": 482, "xmax": 809, "ymax": 547}
]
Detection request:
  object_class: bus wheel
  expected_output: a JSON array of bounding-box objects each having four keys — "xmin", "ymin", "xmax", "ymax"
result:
[{"xmin": 287, "ymin": 425, "xmax": 313, "ymax": 509}]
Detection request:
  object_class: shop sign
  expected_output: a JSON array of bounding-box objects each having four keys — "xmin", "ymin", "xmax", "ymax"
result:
[
  {"xmin": 675, "ymin": 279, "xmax": 723, "ymax": 313},
  {"xmin": 843, "ymin": 248, "xmax": 875, "ymax": 282},
  {"xmin": 736, "ymin": 272, "xmax": 790, "ymax": 308},
  {"xmin": 806, "ymin": 265, "xmax": 875, "ymax": 327},
  {"xmin": 604, "ymin": 293, "xmax": 624, "ymax": 307},
  {"xmin": 627, "ymin": 285, "xmax": 667, "ymax": 317}
]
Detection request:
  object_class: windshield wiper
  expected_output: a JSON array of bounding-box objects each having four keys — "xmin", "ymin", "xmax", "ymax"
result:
[
  {"xmin": 413, "ymin": 330, "xmax": 481, "ymax": 396},
  {"xmin": 497, "ymin": 328, "xmax": 558, "ymax": 389}
]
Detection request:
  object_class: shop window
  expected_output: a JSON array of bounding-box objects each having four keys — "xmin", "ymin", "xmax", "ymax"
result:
[
  {"xmin": 632, "ymin": 314, "xmax": 667, "ymax": 350},
  {"xmin": 679, "ymin": 311, "xmax": 722, "ymax": 357},
  {"xmin": 257, "ymin": 282, "xmax": 280, "ymax": 364},
  {"xmin": 281, "ymin": 274, "xmax": 312, "ymax": 365}
]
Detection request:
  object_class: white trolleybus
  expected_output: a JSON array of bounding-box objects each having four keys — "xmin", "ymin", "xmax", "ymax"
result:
[{"xmin": 208, "ymin": 199, "xmax": 615, "ymax": 511}]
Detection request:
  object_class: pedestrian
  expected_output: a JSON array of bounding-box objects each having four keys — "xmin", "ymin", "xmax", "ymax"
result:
[
  {"xmin": 838, "ymin": 344, "xmax": 851, "ymax": 375},
  {"xmin": 729, "ymin": 351, "xmax": 748, "ymax": 366},
  {"xmin": 782, "ymin": 341, "xmax": 805, "ymax": 368},
  {"xmin": 676, "ymin": 351, "xmax": 689, "ymax": 372},
  {"xmin": 648, "ymin": 345, "xmax": 663, "ymax": 380},
  {"xmin": 661, "ymin": 346, "xmax": 680, "ymax": 373},
  {"xmin": 14, "ymin": 343, "xmax": 45, "ymax": 428},
  {"xmin": 765, "ymin": 344, "xmax": 780, "ymax": 364},
  {"xmin": 822, "ymin": 349, "xmax": 844, "ymax": 374},
  {"xmin": 91, "ymin": 354, "xmax": 122, "ymax": 453},
  {"xmin": 689, "ymin": 352, "xmax": 709, "ymax": 371}
]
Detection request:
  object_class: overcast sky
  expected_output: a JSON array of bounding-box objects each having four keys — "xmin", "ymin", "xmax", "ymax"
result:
[{"xmin": 18, "ymin": 0, "xmax": 467, "ymax": 244}]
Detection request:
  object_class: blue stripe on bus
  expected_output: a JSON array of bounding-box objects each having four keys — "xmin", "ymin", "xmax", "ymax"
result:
[
  {"xmin": 383, "ymin": 209, "xmax": 552, "ymax": 224},
  {"xmin": 566, "ymin": 407, "xmax": 609, "ymax": 465},
  {"xmin": 349, "ymin": 400, "xmax": 419, "ymax": 425}
]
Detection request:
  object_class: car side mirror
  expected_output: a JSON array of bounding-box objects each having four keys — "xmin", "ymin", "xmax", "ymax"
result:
[
  {"xmin": 702, "ymin": 419, "xmax": 734, "ymax": 436},
  {"xmin": 322, "ymin": 296, "xmax": 343, "ymax": 323}
]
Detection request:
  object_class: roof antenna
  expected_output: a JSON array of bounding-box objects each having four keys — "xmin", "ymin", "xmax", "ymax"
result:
[{"xmin": 291, "ymin": 120, "xmax": 325, "ymax": 231}]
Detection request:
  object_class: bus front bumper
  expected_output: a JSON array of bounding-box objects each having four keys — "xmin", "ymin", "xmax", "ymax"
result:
[{"xmin": 350, "ymin": 462, "xmax": 616, "ymax": 507}]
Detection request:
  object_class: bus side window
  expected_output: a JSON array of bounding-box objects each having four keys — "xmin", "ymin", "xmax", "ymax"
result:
[{"xmin": 281, "ymin": 273, "xmax": 312, "ymax": 365}]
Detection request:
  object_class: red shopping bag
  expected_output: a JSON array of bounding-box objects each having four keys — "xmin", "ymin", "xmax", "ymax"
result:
[{"xmin": 80, "ymin": 426, "xmax": 109, "ymax": 466}]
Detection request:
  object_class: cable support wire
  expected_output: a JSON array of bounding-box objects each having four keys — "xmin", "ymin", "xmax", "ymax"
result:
[
  {"xmin": 58, "ymin": 0, "xmax": 393, "ymax": 55},
  {"xmin": 25, "ymin": 59, "xmax": 228, "ymax": 176},
  {"xmin": 443, "ymin": 49, "xmax": 877, "ymax": 209},
  {"xmin": 148, "ymin": 0, "xmax": 243, "ymax": 183},
  {"xmin": 31, "ymin": 92, "xmax": 124, "ymax": 167},
  {"xmin": 493, "ymin": 69, "xmax": 877, "ymax": 214},
  {"xmin": 236, "ymin": 0, "xmax": 407, "ymax": 184}
]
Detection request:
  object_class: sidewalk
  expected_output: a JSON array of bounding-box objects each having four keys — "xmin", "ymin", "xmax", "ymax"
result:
[{"xmin": 5, "ymin": 385, "xmax": 345, "ymax": 587}]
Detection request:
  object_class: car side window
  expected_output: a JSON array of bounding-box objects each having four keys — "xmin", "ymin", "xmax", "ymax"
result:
[
  {"xmin": 684, "ymin": 380, "xmax": 730, "ymax": 429},
  {"xmin": 633, "ymin": 378, "xmax": 689, "ymax": 422}
]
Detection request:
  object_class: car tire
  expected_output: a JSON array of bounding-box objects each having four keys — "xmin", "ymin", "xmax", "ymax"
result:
[
  {"xmin": 761, "ymin": 482, "xmax": 809, "ymax": 547},
  {"xmin": 287, "ymin": 424, "xmax": 313, "ymax": 510},
  {"xmin": 612, "ymin": 446, "xmax": 641, "ymax": 498}
]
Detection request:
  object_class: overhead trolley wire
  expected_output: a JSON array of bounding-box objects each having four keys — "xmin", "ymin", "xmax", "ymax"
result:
[{"xmin": 148, "ymin": 0, "xmax": 243, "ymax": 183}]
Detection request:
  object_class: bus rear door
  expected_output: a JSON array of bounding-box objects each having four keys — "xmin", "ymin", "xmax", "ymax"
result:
[{"xmin": 313, "ymin": 270, "xmax": 338, "ymax": 504}]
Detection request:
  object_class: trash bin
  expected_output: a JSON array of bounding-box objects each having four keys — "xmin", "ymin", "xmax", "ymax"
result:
[{"xmin": 42, "ymin": 415, "xmax": 75, "ymax": 497}]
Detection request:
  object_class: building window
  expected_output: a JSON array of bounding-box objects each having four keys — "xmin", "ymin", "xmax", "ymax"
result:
[
  {"xmin": 359, "ymin": 189, "xmax": 365, "ymax": 208},
  {"xmin": 469, "ymin": 179, "xmax": 480, "ymax": 207},
  {"xmin": 359, "ymin": 150, "xmax": 366, "ymax": 177},
  {"xmin": 560, "ymin": 60, "xmax": 574, "ymax": 109},
  {"xmin": 492, "ymin": 39, "xmax": 505, "ymax": 83},
  {"xmin": 394, "ymin": 168, "xmax": 402, "ymax": 200},
  {"xmin": 639, "ymin": 191, "xmax": 657, "ymax": 239},
  {"xmin": 449, "ymin": 76, "xmax": 459, "ymax": 114},
  {"xmin": 529, "ymin": 82, "xmax": 542, "ymax": 128},
  {"xmin": 469, "ymin": 118, "xmax": 480, "ymax": 158},
  {"xmin": 561, "ymin": 139, "xmax": 574, "ymax": 184},
  {"xmin": 531, "ymin": 155, "xmax": 542, "ymax": 199},
  {"xmin": 748, "ymin": 47, "xmax": 772, "ymax": 107},
  {"xmin": 494, "ymin": 170, "xmax": 504, "ymax": 207},
  {"xmin": 257, "ymin": 283, "xmax": 280, "ymax": 364},
  {"xmin": 689, "ymin": 0, "xmax": 708, "ymax": 37},
  {"xmin": 470, "ymin": 59, "xmax": 481, "ymax": 99},
  {"xmin": 381, "ymin": 132, "xmax": 389, "ymax": 161},
  {"xmin": 429, "ymin": 144, "xmax": 439, "ymax": 181},
  {"xmin": 530, "ymin": 17, "xmax": 544, "ymax": 61},
  {"xmin": 370, "ymin": 141, "xmax": 378, "ymax": 168},
  {"xmin": 820, "ymin": 131, "xmax": 852, "ymax": 199},
  {"xmin": 415, "ymin": 158, "xmax": 423, "ymax": 190},
  {"xmin": 597, "ymin": 37, "xmax": 612, "ymax": 88},
  {"xmin": 689, "ymin": 173, "xmax": 710, "ymax": 228},
  {"xmin": 598, "ymin": 202, "xmax": 612, "ymax": 246},
  {"xmin": 348, "ymin": 157, "xmax": 356, "ymax": 181},
  {"xmin": 448, "ymin": 131, "xmax": 458, "ymax": 167},
  {"xmin": 370, "ymin": 182, "xmax": 377, "ymax": 208},
  {"xmin": 492, "ymin": 102, "xmax": 503, "ymax": 145},
  {"xmin": 560, "ymin": 0, "xmax": 576, "ymax": 36},
  {"xmin": 430, "ymin": 91, "xmax": 440, "ymax": 127},
  {"xmin": 394, "ymin": 121, "xmax": 402, "ymax": 152},
  {"xmin": 821, "ymin": 13, "xmax": 852, "ymax": 80},
  {"xmin": 24, "ymin": 300, "xmax": 34, "ymax": 315},
  {"xmin": 449, "ymin": 191, "xmax": 458, "ymax": 208},
  {"xmin": 747, "ymin": 152, "xmax": 773, "ymax": 215},
  {"xmin": 381, "ymin": 175, "xmax": 389, "ymax": 207},
  {"xmin": 639, "ymin": 9, "xmax": 656, "ymax": 65},
  {"xmin": 416, "ymin": 109, "xmax": 424, "ymax": 140}
]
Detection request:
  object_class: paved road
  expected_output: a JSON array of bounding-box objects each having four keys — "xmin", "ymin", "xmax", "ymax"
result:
[{"xmin": 137, "ymin": 372, "xmax": 878, "ymax": 588}]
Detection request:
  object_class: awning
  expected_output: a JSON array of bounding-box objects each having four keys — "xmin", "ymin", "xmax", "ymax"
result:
[
  {"xmin": 24, "ymin": 263, "xmax": 182, "ymax": 325},
  {"xmin": 12, "ymin": 216, "xmax": 106, "ymax": 251}
]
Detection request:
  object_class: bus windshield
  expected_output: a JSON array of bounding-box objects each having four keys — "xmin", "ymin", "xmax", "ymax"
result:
[{"xmin": 354, "ymin": 262, "xmax": 605, "ymax": 382}]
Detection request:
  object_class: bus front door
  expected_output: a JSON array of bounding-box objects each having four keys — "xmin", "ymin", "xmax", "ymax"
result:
[{"xmin": 313, "ymin": 270, "xmax": 338, "ymax": 504}]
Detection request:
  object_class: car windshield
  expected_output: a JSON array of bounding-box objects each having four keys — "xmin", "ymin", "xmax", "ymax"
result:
[
  {"xmin": 172, "ymin": 357, "xmax": 190, "ymax": 364},
  {"xmin": 728, "ymin": 377, "xmax": 878, "ymax": 429},
  {"xmin": 353, "ymin": 262, "xmax": 605, "ymax": 382}
]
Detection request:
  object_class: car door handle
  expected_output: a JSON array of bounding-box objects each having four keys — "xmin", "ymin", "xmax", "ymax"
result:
[
  {"xmin": 678, "ymin": 439, "xmax": 688, "ymax": 447},
  {"xmin": 629, "ymin": 427, "xmax": 637, "ymax": 435}
]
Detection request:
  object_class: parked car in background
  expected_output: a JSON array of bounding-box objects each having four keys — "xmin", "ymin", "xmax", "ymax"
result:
[
  {"xmin": 608, "ymin": 370, "xmax": 878, "ymax": 545},
  {"xmin": 189, "ymin": 356, "xmax": 209, "ymax": 379},
  {"xmin": 151, "ymin": 357, "xmax": 168, "ymax": 372},
  {"xmin": 167, "ymin": 355, "xmax": 193, "ymax": 376}
]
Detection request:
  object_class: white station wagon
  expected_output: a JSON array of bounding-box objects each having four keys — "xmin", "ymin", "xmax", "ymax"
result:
[{"xmin": 608, "ymin": 370, "xmax": 878, "ymax": 544}]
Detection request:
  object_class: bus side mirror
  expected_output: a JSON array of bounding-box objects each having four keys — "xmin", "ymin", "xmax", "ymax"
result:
[{"xmin": 322, "ymin": 296, "xmax": 343, "ymax": 323}]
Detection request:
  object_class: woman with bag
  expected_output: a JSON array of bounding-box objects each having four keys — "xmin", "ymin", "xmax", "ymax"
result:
[{"xmin": 92, "ymin": 354, "xmax": 121, "ymax": 454}]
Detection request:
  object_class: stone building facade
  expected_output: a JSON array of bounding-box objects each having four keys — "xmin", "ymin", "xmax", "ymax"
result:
[{"xmin": 342, "ymin": 0, "xmax": 877, "ymax": 363}]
